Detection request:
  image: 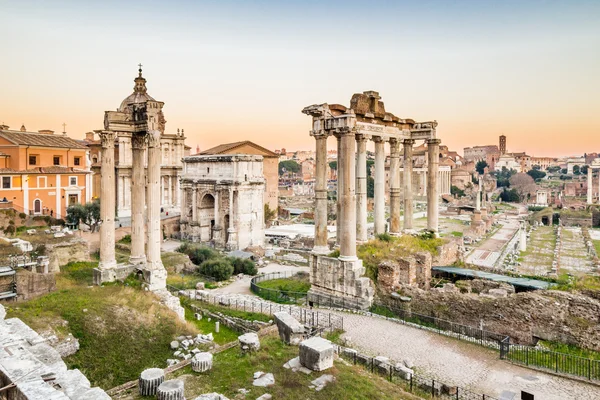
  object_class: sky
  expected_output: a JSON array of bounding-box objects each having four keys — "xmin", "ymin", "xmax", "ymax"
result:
[{"xmin": 0, "ymin": 0, "xmax": 599, "ymax": 157}]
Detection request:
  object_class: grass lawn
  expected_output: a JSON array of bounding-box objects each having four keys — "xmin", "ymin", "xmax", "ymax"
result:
[
  {"xmin": 257, "ymin": 274, "xmax": 311, "ymax": 294},
  {"xmin": 184, "ymin": 298, "xmax": 272, "ymax": 323},
  {"xmin": 118, "ymin": 334, "xmax": 418, "ymax": 400},
  {"xmin": 593, "ymin": 240, "xmax": 600, "ymax": 256},
  {"xmin": 3, "ymin": 261, "xmax": 236, "ymax": 389}
]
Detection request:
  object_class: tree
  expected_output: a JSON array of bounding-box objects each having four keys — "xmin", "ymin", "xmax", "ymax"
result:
[
  {"xmin": 493, "ymin": 167, "xmax": 516, "ymax": 188},
  {"xmin": 582, "ymin": 165, "xmax": 589, "ymax": 175},
  {"xmin": 547, "ymin": 166, "xmax": 561, "ymax": 173},
  {"xmin": 328, "ymin": 161, "xmax": 337, "ymax": 171},
  {"xmin": 66, "ymin": 199, "xmax": 101, "ymax": 232},
  {"xmin": 561, "ymin": 168, "xmax": 567, "ymax": 174},
  {"xmin": 500, "ymin": 188, "xmax": 520, "ymax": 202},
  {"xmin": 527, "ymin": 169, "xmax": 546, "ymax": 182},
  {"xmin": 367, "ymin": 176, "xmax": 374, "ymax": 198},
  {"xmin": 509, "ymin": 173, "xmax": 536, "ymax": 202},
  {"xmin": 451, "ymin": 185, "xmax": 465, "ymax": 198},
  {"xmin": 573, "ymin": 165, "xmax": 581, "ymax": 175},
  {"xmin": 278, "ymin": 160, "xmax": 300, "ymax": 176},
  {"xmin": 475, "ymin": 160, "xmax": 488, "ymax": 175},
  {"xmin": 264, "ymin": 204, "xmax": 277, "ymax": 225}
]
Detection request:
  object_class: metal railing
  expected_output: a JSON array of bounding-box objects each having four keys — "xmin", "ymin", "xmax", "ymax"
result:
[
  {"xmin": 250, "ymin": 271, "xmax": 309, "ymax": 304},
  {"xmin": 335, "ymin": 343, "xmax": 500, "ymax": 400},
  {"xmin": 502, "ymin": 342, "xmax": 600, "ymax": 382}
]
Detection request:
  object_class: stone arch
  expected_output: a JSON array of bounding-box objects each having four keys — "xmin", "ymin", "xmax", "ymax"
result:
[{"xmin": 199, "ymin": 193, "xmax": 216, "ymax": 241}]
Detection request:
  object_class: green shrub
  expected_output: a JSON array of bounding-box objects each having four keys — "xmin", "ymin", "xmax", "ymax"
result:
[
  {"xmin": 189, "ymin": 247, "xmax": 219, "ymax": 265},
  {"xmin": 118, "ymin": 234, "xmax": 131, "ymax": 244},
  {"xmin": 200, "ymin": 259, "xmax": 234, "ymax": 281},
  {"xmin": 228, "ymin": 257, "xmax": 258, "ymax": 275},
  {"xmin": 36, "ymin": 244, "xmax": 47, "ymax": 256},
  {"xmin": 3, "ymin": 225, "xmax": 15, "ymax": 235},
  {"xmin": 19, "ymin": 212, "xmax": 27, "ymax": 219},
  {"xmin": 8, "ymin": 220, "xmax": 14, "ymax": 225},
  {"xmin": 376, "ymin": 232, "xmax": 393, "ymax": 242}
]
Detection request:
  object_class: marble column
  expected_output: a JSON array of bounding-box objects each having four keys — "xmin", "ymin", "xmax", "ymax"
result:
[
  {"xmin": 597, "ymin": 170, "xmax": 600, "ymax": 203},
  {"xmin": 98, "ymin": 131, "xmax": 116, "ymax": 270},
  {"xmin": 389, "ymin": 138, "xmax": 401, "ymax": 235},
  {"xmin": 336, "ymin": 134, "xmax": 344, "ymax": 246},
  {"xmin": 129, "ymin": 133, "xmax": 146, "ymax": 265},
  {"xmin": 402, "ymin": 139, "xmax": 415, "ymax": 231},
  {"xmin": 476, "ymin": 176, "xmax": 482, "ymax": 211},
  {"xmin": 180, "ymin": 186, "xmax": 187, "ymax": 222},
  {"xmin": 587, "ymin": 170, "xmax": 593, "ymax": 204},
  {"xmin": 227, "ymin": 188, "xmax": 237, "ymax": 249},
  {"xmin": 192, "ymin": 187, "xmax": 198, "ymax": 222},
  {"xmin": 313, "ymin": 133, "xmax": 329, "ymax": 254},
  {"xmin": 144, "ymin": 130, "xmax": 166, "ymax": 291},
  {"xmin": 338, "ymin": 130, "xmax": 357, "ymax": 259},
  {"xmin": 355, "ymin": 134, "xmax": 368, "ymax": 242},
  {"xmin": 373, "ymin": 137, "xmax": 386, "ymax": 235},
  {"xmin": 427, "ymin": 139, "xmax": 441, "ymax": 233}
]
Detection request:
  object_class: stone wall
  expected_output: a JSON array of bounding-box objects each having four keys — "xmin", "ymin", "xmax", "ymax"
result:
[
  {"xmin": 15, "ymin": 270, "xmax": 56, "ymax": 300},
  {"xmin": 389, "ymin": 285, "xmax": 600, "ymax": 351},
  {"xmin": 162, "ymin": 215, "xmax": 180, "ymax": 238},
  {"xmin": 46, "ymin": 238, "xmax": 89, "ymax": 273},
  {"xmin": 434, "ymin": 238, "xmax": 462, "ymax": 265}
]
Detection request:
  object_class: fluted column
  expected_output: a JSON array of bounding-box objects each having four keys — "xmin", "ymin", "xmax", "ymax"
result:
[
  {"xmin": 130, "ymin": 133, "xmax": 146, "ymax": 265},
  {"xmin": 402, "ymin": 139, "xmax": 415, "ymax": 231},
  {"xmin": 427, "ymin": 139, "xmax": 441, "ymax": 233},
  {"xmin": 373, "ymin": 137, "xmax": 386, "ymax": 235},
  {"xmin": 144, "ymin": 130, "xmax": 166, "ymax": 290},
  {"xmin": 355, "ymin": 134, "xmax": 368, "ymax": 242},
  {"xmin": 587, "ymin": 169, "xmax": 593, "ymax": 204},
  {"xmin": 98, "ymin": 131, "xmax": 116, "ymax": 270},
  {"xmin": 338, "ymin": 130, "xmax": 357, "ymax": 259},
  {"xmin": 313, "ymin": 133, "xmax": 329, "ymax": 254},
  {"xmin": 389, "ymin": 138, "xmax": 401, "ymax": 235},
  {"xmin": 335, "ymin": 135, "xmax": 343, "ymax": 246}
]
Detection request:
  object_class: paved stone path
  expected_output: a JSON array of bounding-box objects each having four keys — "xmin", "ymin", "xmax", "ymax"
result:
[
  {"xmin": 466, "ymin": 218, "xmax": 520, "ymax": 268},
  {"xmin": 333, "ymin": 311, "xmax": 600, "ymax": 400}
]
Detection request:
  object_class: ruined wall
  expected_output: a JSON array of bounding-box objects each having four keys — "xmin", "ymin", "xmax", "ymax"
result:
[
  {"xmin": 162, "ymin": 215, "xmax": 180, "ymax": 238},
  {"xmin": 434, "ymin": 238, "xmax": 462, "ymax": 265},
  {"xmin": 15, "ymin": 270, "xmax": 56, "ymax": 300},
  {"xmin": 389, "ymin": 284, "xmax": 600, "ymax": 351},
  {"xmin": 46, "ymin": 238, "xmax": 89, "ymax": 273}
]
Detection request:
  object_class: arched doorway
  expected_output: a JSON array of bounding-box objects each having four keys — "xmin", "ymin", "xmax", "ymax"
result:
[
  {"xmin": 33, "ymin": 199, "xmax": 42, "ymax": 215},
  {"xmin": 199, "ymin": 194, "xmax": 215, "ymax": 241}
]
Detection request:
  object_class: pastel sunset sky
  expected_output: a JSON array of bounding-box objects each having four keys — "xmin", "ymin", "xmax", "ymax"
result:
[{"xmin": 1, "ymin": 0, "xmax": 598, "ymax": 157}]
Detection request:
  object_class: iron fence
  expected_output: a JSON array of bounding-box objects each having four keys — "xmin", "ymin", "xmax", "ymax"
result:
[
  {"xmin": 502, "ymin": 342, "xmax": 600, "ymax": 382},
  {"xmin": 250, "ymin": 271, "xmax": 308, "ymax": 304},
  {"xmin": 335, "ymin": 343, "xmax": 501, "ymax": 400}
]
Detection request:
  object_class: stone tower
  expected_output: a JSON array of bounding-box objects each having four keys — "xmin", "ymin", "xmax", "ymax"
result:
[{"xmin": 499, "ymin": 135, "xmax": 506, "ymax": 155}]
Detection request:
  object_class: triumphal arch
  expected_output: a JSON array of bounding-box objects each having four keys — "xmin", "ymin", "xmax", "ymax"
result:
[{"xmin": 302, "ymin": 91, "xmax": 440, "ymax": 309}]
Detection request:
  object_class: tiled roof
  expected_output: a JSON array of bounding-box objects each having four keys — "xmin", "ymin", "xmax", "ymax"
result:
[
  {"xmin": 0, "ymin": 166, "xmax": 89, "ymax": 174},
  {"xmin": 0, "ymin": 130, "xmax": 89, "ymax": 149},
  {"xmin": 199, "ymin": 141, "xmax": 278, "ymax": 157}
]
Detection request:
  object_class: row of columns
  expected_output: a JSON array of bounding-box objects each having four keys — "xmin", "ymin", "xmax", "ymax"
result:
[
  {"xmin": 312, "ymin": 131, "xmax": 440, "ymax": 258},
  {"xmin": 98, "ymin": 129, "xmax": 164, "ymax": 279},
  {"xmin": 587, "ymin": 169, "xmax": 600, "ymax": 204}
]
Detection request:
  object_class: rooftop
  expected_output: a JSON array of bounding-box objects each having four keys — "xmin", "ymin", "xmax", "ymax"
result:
[
  {"xmin": 0, "ymin": 130, "xmax": 88, "ymax": 149},
  {"xmin": 199, "ymin": 140, "xmax": 278, "ymax": 157}
]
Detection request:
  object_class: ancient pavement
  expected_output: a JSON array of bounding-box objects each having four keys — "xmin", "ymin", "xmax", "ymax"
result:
[
  {"xmin": 465, "ymin": 217, "xmax": 521, "ymax": 268},
  {"xmin": 330, "ymin": 310, "xmax": 600, "ymax": 400}
]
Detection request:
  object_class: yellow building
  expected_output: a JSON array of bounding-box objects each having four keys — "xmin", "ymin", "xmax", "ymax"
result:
[{"xmin": 0, "ymin": 125, "xmax": 91, "ymax": 218}]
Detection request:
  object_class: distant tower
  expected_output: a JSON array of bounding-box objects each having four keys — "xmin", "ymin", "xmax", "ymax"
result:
[
  {"xmin": 499, "ymin": 135, "xmax": 506, "ymax": 155},
  {"xmin": 196, "ymin": 144, "xmax": 200, "ymax": 154}
]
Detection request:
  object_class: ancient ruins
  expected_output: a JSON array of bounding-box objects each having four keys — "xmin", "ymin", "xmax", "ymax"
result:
[
  {"xmin": 93, "ymin": 68, "xmax": 168, "ymax": 292},
  {"xmin": 302, "ymin": 91, "xmax": 440, "ymax": 309}
]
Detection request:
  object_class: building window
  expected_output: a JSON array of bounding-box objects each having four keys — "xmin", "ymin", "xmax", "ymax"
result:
[
  {"xmin": 69, "ymin": 176, "xmax": 77, "ymax": 186},
  {"xmin": 2, "ymin": 176, "xmax": 10, "ymax": 189},
  {"xmin": 74, "ymin": 157, "xmax": 81, "ymax": 166},
  {"xmin": 38, "ymin": 176, "xmax": 47, "ymax": 188},
  {"xmin": 92, "ymin": 156, "xmax": 98, "ymax": 163},
  {"xmin": 29, "ymin": 155, "xmax": 37, "ymax": 165},
  {"xmin": 53, "ymin": 156, "xmax": 61, "ymax": 166}
]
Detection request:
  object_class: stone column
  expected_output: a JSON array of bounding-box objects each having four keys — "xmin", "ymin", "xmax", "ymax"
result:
[
  {"xmin": 389, "ymin": 138, "xmax": 401, "ymax": 235},
  {"xmin": 373, "ymin": 137, "xmax": 386, "ymax": 235},
  {"xmin": 402, "ymin": 139, "xmax": 415, "ymax": 231},
  {"xmin": 338, "ymin": 130, "xmax": 357, "ymax": 259},
  {"xmin": 144, "ymin": 130, "xmax": 167, "ymax": 291},
  {"xmin": 180, "ymin": 185, "xmax": 187, "ymax": 222},
  {"xmin": 587, "ymin": 169, "xmax": 593, "ymax": 204},
  {"xmin": 427, "ymin": 139, "xmax": 441, "ymax": 233},
  {"xmin": 355, "ymin": 134, "xmax": 368, "ymax": 242},
  {"xmin": 313, "ymin": 133, "xmax": 329, "ymax": 254},
  {"xmin": 335, "ymin": 134, "xmax": 343, "ymax": 246},
  {"xmin": 227, "ymin": 188, "xmax": 237, "ymax": 249},
  {"xmin": 597, "ymin": 169, "xmax": 600, "ymax": 203},
  {"xmin": 192, "ymin": 187, "xmax": 198, "ymax": 222},
  {"xmin": 129, "ymin": 133, "xmax": 146, "ymax": 265},
  {"xmin": 98, "ymin": 131, "xmax": 116, "ymax": 270}
]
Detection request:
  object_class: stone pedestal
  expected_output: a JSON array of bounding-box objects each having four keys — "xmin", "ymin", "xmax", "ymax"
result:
[
  {"xmin": 139, "ymin": 368, "xmax": 165, "ymax": 396},
  {"xmin": 274, "ymin": 311, "xmax": 306, "ymax": 345},
  {"xmin": 191, "ymin": 352, "xmax": 213, "ymax": 373},
  {"xmin": 299, "ymin": 337, "xmax": 334, "ymax": 372},
  {"xmin": 307, "ymin": 254, "xmax": 374, "ymax": 310},
  {"xmin": 373, "ymin": 137, "xmax": 386, "ymax": 235},
  {"xmin": 238, "ymin": 332, "xmax": 260, "ymax": 352},
  {"xmin": 157, "ymin": 380, "xmax": 184, "ymax": 400}
]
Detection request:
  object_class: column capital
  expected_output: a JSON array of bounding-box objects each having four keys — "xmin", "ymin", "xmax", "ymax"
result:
[
  {"xmin": 131, "ymin": 133, "xmax": 147, "ymax": 150},
  {"xmin": 389, "ymin": 138, "xmax": 401, "ymax": 154},
  {"xmin": 355, "ymin": 133, "xmax": 369, "ymax": 143},
  {"xmin": 147, "ymin": 130, "xmax": 161, "ymax": 148},
  {"xmin": 310, "ymin": 131, "xmax": 328, "ymax": 140},
  {"xmin": 333, "ymin": 126, "xmax": 355, "ymax": 138},
  {"xmin": 402, "ymin": 138, "xmax": 415, "ymax": 146},
  {"xmin": 427, "ymin": 138, "xmax": 442, "ymax": 145},
  {"xmin": 372, "ymin": 135, "xmax": 387, "ymax": 143},
  {"xmin": 98, "ymin": 131, "xmax": 116, "ymax": 149}
]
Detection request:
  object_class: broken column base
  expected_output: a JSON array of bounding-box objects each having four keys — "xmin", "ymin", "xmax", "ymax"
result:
[
  {"xmin": 93, "ymin": 263, "xmax": 137, "ymax": 285},
  {"xmin": 307, "ymin": 255, "xmax": 374, "ymax": 310},
  {"xmin": 142, "ymin": 267, "xmax": 168, "ymax": 291}
]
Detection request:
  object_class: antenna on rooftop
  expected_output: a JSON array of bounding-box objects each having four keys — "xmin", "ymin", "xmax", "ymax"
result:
[{"xmin": 62, "ymin": 123, "xmax": 67, "ymax": 135}]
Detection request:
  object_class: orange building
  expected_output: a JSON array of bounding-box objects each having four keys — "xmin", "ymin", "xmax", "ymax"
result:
[{"xmin": 0, "ymin": 125, "xmax": 92, "ymax": 218}]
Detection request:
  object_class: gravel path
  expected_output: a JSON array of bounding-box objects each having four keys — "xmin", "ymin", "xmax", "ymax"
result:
[{"xmin": 335, "ymin": 311, "xmax": 600, "ymax": 400}]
